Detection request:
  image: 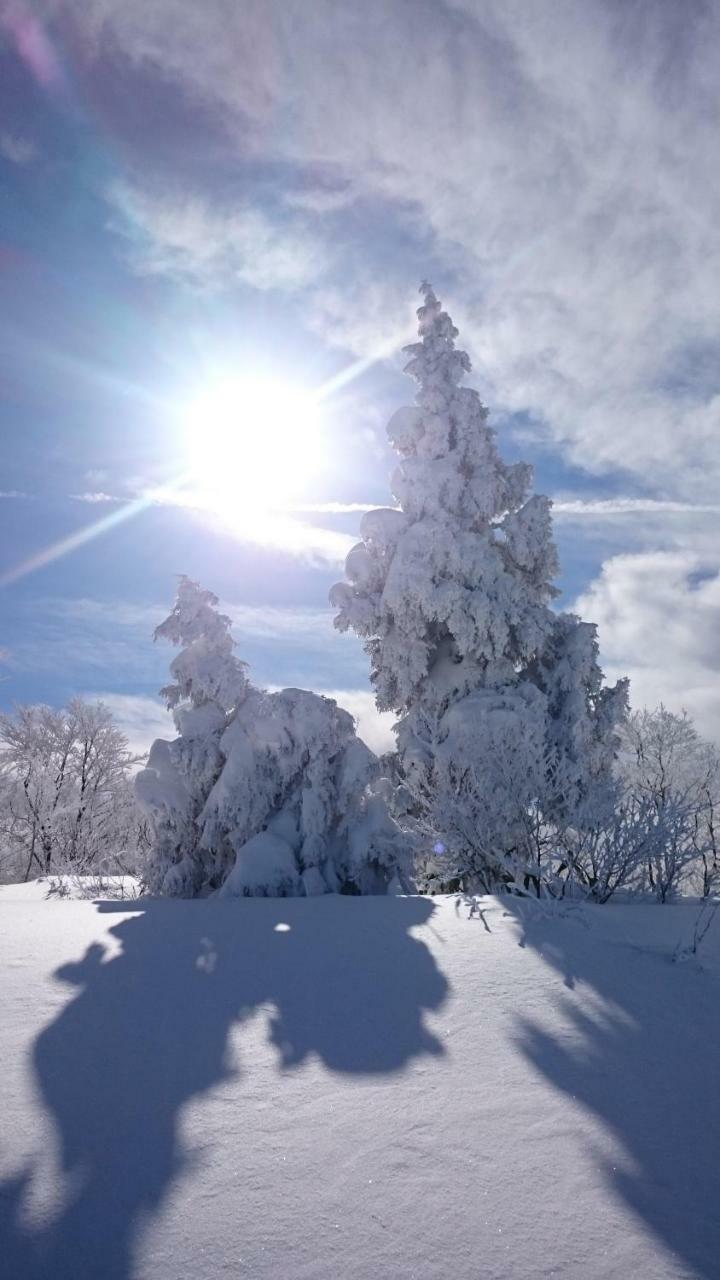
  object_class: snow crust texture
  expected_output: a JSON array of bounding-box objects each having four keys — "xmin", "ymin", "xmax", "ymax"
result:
[{"xmin": 2, "ymin": 889, "xmax": 719, "ymax": 1280}]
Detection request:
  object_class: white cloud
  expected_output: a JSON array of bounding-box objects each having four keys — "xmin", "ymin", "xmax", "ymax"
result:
[
  {"xmin": 224, "ymin": 603, "xmax": 333, "ymax": 641},
  {"xmin": 39, "ymin": 598, "xmax": 355, "ymax": 687},
  {"xmin": 42, "ymin": 596, "xmax": 161, "ymax": 628},
  {"xmin": 143, "ymin": 485, "xmax": 355, "ymax": 565},
  {"xmin": 70, "ymin": 491, "xmax": 120, "ymax": 503},
  {"xmin": 0, "ymin": 131, "xmax": 36, "ymax": 165},
  {"xmin": 574, "ymin": 552, "xmax": 720, "ymax": 742},
  {"xmin": 53, "ymin": 0, "xmax": 720, "ymax": 498},
  {"xmin": 2, "ymin": 481, "xmax": 353, "ymax": 588},
  {"xmin": 552, "ymin": 498, "xmax": 720, "ymax": 518},
  {"xmin": 299, "ymin": 495, "xmax": 720, "ymax": 520},
  {"xmin": 88, "ymin": 693, "xmax": 173, "ymax": 757},
  {"xmin": 310, "ymin": 688, "xmax": 395, "ymax": 755},
  {"xmin": 305, "ymin": 282, "xmax": 415, "ymax": 365},
  {"xmin": 52, "ymin": 594, "xmax": 337, "ymax": 639},
  {"xmin": 108, "ymin": 180, "xmax": 327, "ymax": 293},
  {"xmin": 283, "ymin": 184, "xmax": 357, "ymax": 214},
  {"xmin": 288, "ymin": 501, "xmax": 384, "ymax": 515},
  {"xmin": 18, "ymin": 2, "xmax": 720, "ymax": 738}
]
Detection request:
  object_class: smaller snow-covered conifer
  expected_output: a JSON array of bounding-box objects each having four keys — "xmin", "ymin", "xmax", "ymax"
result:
[
  {"xmin": 137, "ymin": 578, "xmax": 410, "ymax": 897},
  {"xmin": 137, "ymin": 576, "xmax": 248, "ymax": 895}
]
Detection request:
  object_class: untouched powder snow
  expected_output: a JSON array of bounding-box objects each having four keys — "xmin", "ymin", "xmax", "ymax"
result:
[{"xmin": 1, "ymin": 888, "xmax": 719, "ymax": 1279}]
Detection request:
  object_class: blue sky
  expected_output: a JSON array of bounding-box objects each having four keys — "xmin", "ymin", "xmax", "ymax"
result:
[{"xmin": 2, "ymin": 0, "xmax": 720, "ymax": 752}]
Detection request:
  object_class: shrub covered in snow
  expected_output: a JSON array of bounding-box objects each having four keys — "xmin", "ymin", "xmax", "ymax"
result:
[
  {"xmin": 332, "ymin": 285, "xmax": 628, "ymax": 892},
  {"xmin": 136, "ymin": 577, "xmax": 410, "ymax": 897}
]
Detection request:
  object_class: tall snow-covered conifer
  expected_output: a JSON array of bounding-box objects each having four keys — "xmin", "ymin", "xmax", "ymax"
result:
[{"xmin": 331, "ymin": 284, "xmax": 627, "ymax": 890}]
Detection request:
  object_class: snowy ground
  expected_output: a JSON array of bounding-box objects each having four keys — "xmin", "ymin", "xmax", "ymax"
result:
[{"xmin": 2, "ymin": 885, "xmax": 719, "ymax": 1280}]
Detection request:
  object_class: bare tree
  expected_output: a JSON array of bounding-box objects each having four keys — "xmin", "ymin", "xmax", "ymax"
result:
[
  {"xmin": 559, "ymin": 791, "xmax": 660, "ymax": 903},
  {"xmin": 619, "ymin": 707, "xmax": 720, "ymax": 902}
]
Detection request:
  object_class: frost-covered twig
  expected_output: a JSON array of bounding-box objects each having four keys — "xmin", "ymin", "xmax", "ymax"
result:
[
  {"xmin": 503, "ymin": 884, "xmax": 590, "ymax": 928},
  {"xmin": 456, "ymin": 894, "xmax": 492, "ymax": 931},
  {"xmin": 673, "ymin": 898, "xmax": 719, "ymax": 963}
]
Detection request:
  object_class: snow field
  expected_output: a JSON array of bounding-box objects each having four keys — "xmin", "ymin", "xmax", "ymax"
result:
[{"xmin": 2, "ymin": 889, "xmax": 719, "ymax": 1279}]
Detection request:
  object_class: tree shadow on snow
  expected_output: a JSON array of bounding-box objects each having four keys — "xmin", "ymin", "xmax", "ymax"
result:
[
  {"xmin": 505, "ymin": 900, "xmax": 720, "ymax": 1279},
  {"xmin": 0, "ymin": 895, "xmax": 448, "ymax": 1280}
]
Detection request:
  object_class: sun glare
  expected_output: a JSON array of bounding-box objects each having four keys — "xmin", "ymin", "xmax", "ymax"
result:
[{"xmin": 183, "ymin": 377, "xmax": 324, "ymax": 507}]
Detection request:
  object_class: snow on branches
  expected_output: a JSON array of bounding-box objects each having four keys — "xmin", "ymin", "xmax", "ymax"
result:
[
  {"xmin": 136, "ymin": 577, "xmax": 409, "ymax": 897},
  {"xmin": 332, "ymin": 284, "xmax": 629, "ymax": 891},
  {"xmin": 0, "ymin": 698, "xmax": 143, "ymax": 882}
]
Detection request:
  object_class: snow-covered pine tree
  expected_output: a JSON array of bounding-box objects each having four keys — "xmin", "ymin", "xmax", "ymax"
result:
[
  {"xmin": 331, "ymin": 284, "xmax": 628, "ymax": 892},
  {"xmin": 137, "ymin": 576, "xmax": 250, "ymax": 895},
  {"xmin": 208, "ymin": 687, "xmax": 409, "ymax": 899},
  {"xmin": 137, "ymin": 577, "xmax": 410, "ymax": 897}
]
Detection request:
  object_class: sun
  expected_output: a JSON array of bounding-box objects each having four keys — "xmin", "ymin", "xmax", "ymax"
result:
[{"xmin": 183, "ymin": 376, "xmax": 324, "ymax": 506}]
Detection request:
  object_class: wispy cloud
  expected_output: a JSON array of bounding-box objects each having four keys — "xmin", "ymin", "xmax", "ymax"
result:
[
  {"xmin": 108, "ymin": 180, "xmax": 327, "ymax": 294},
  {"xmin": 224, "ymin": 603, "xmax": 334, "ymax": 640},
  {"xmin": 8, "ymin": 595, "xmax": 369, "ymax": 718},
  {"xmin": 0, "ymin": 130, "xmax": 36, "ymax": 165},
  {"xmin": 58, "ymin": 0, "xmax": 720, "ymax": 501},
  {"xmin": 70, "ymin": 491, "xmax": 120, "ymax": 504},
  {"xmin": 294, "ymin": 496, "xmax": 720, "ymax": 520},
  {"xmin": 283, "ymin": 184, "xmax": 357, "ymax": 214},
  {"xmin": 0, "ymin": 491, "xmax": 163, "ymax": 588},
  {"xmin": 317, "ymin": 688, "xmax": 394, "ymax": 755},
  {"xmin": 0, "ymin": 482, "xmax": 354, "ymax": 587},
  {"xmin": 38, "ymin": 596, "xmax": 345, "ymax": 644},
  {"xmin": 9, "ymin": 596, "xmax": 389, "ymax": 752},
  {"xmin": 288, "ymin": 501, "xmax": 384, "ymax": 515},
  {"xmin": 553, "ymin": 498, "xmax": 720, "ymax": 519},
  {"xmin": 143, "ymin": 485, "xmax": 355, "ymax": 565},
  {"xmin": 87, "ymin": 692, "xmax": 173, "ymax": 757},
  {"xmin": 39, "ymin": 597, "xmax": 162, "ymax": 628}
]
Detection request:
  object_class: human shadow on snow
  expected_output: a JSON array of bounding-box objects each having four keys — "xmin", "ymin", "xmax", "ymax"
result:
[
  {"xmin": 505, "ymin": 901, "xmax": 720, "ymax": 1280},
  {"xmin": 1, "ymin": 894, "xmax": 448, "ymax": 1280}
]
